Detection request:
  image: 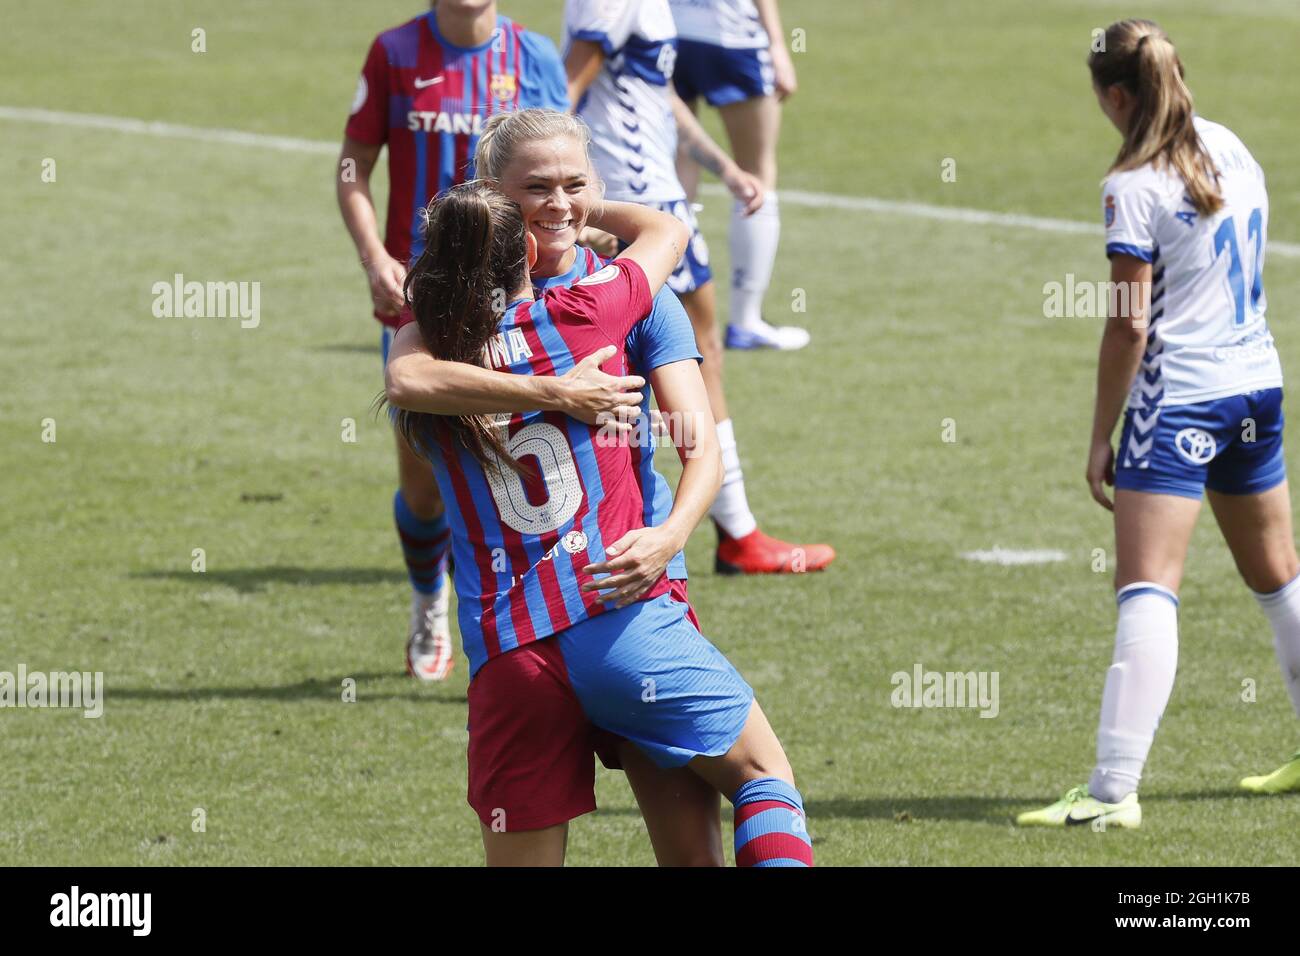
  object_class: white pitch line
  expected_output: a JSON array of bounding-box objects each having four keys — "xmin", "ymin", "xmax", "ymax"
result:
[
  {"xmin": 4, "ymin": 104, "xmax": 1299, "ymax": 258},
  {"xmin": 960, "ymin": 548, "xmax": 1067, "ymax": 566}
]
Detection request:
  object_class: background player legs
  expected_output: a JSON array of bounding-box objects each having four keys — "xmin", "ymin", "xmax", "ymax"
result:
[
  {"xmin": 716, "ymin": 95, "xmax": 806, "ymax": 350},
  {"xmin": 1088, "ymin": 490, "xmax": 1201, "ymax": 803},
  {"xmin": 679, "ymin": 283, "xmax": 728, "ymax": 421},
  {"xmin": 618, "ymin": 740, "xmax": 725, "ymax": 866},
  {"xmin": 1208, "ymin": 483, "xmax": 1300, "ymax": 716},
  {"xmin": 479, "ymin": 821, "xmax": 568, "ymax": 867},
  {"xmin": 394, "ymin": 429, "xmax": 454, "ymax": 681},
  {"xmin": 396, "ymin": 429, "xmax": 445, "ymax": 524}
]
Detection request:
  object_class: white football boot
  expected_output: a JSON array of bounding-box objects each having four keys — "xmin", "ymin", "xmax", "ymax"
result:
[{"xmin": 405, "ymin": 573, "xmax": 454, "ymax": 682}]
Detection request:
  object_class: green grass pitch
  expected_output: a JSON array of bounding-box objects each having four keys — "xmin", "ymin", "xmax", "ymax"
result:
[{"xmin": 3, "ymin": 0, "xmax": 1300, "ymax": 865}]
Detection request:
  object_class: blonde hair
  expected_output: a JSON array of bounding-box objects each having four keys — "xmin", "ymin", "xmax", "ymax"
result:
[
  {"xmin": 474, "ymin": 108, "xmax": 597, "ymax": 183},
  {"xmin": 1088, "ymin": 19, "xmax": 1223, "ymax": 217}
]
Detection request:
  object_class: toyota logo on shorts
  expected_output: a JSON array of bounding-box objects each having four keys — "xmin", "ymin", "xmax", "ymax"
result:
[{"xmin": 1174, "ymin": 428, "xmax": 1217, "ymax": 464}]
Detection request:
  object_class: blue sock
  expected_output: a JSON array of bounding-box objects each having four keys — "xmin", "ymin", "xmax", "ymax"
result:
[
  {"xmin": 732, "ymin": 777, "xmax": 813, "ymax": 867},
  {"xmin": 393, "ymin": 490, "xmax": 448, "ymax": 596}
]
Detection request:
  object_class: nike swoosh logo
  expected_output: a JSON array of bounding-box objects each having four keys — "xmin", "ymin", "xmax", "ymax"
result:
[
  {"xmin": 413, "ymin": 76, "xmax": 444, "ymax": 89},
  {"xmin": 1064, "ymin": 813, "xmax": 1093, "ymax": 826}
]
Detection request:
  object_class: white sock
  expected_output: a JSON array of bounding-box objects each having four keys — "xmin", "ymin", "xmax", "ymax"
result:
[
  {"xmin": 1089, "ymin": 583, "xmax": 1180, "ymax": 803},
  {"xmin": 708, "ymin": 418, "xmax": 757, "ymax": 539},
  {"xmin": 729, "ymin": 191, "xmax": 780, "ymax": 331},
  {"xmin": 1253, "ymin": 572, "xmax": 1300, "ymax": 717}
]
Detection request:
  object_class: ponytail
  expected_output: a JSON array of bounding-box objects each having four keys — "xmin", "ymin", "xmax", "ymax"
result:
[
  {"xmin": 395, "ymin": 182, "xmax": 531, "ymax": 474},
  {"xmin": 1088, "ymin": 19, "xmax": 1223, "ymax": 217}
]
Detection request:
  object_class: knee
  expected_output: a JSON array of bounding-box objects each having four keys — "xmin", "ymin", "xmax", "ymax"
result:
[
  {"xmin": 1244, "ymin": 558, "xmax": 1300, "ymax": 595},
  {"xmin": 398, "ymin": 480, "xmax": 443, "ymax": 520}
]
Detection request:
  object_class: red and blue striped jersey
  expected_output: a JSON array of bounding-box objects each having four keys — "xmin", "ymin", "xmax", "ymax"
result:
[
  {"xmin": 346, "ymin": 12, "xmax": 567, "ymax": 325},
  {"xmin": 424, "ymin": 259, "xmax": 671, "ymax": 677},
  {"xmin": 534, "ymin": 246, "xmax": 702, "ymax": 580}
]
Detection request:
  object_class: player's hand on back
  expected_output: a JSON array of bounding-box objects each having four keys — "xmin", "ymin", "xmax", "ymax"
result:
[
  {"xmin": 363, "ymin": 250, "xmax": 408, "ymax": 316},
  {"xmin": 582, "ymin": 525, "xmax": 681, "ymax": 609},
  {"xmin": 555, "ymin": 345, "xmax": 645, "ymax": 429}
]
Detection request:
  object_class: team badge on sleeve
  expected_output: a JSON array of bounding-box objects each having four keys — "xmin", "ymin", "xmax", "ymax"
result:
[
  {"xmin": 1104, "ymin": 194, "xmax": 1116, "ymax": 228},
  {"xmin": 578, "ymin": 264, "xmax": 620, "ymax": 286},
  {"xmin": 350, "ymin": 75, "xmax": 368, "ymax": 115}
]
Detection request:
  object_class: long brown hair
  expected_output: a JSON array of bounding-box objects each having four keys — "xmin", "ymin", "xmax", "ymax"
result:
[
  {"xmin": 395, "ymin": 181, "xmax": 530, "ymax": 473},
  {"xmin": 1088, "ymin": 19, "xmax": 1223, "ymax": 216}
]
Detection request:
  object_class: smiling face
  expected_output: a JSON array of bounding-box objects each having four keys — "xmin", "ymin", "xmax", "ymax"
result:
[{"xmin": 494, "ymin": 134, "xmax": 597, "ymax": 277}]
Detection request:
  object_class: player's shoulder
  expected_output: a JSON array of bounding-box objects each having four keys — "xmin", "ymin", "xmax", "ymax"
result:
[
  {"xmin": 1102, "ymin": 162, "xmax": 1181, "ymax": 214},
  {"xmin": 510, "ymin": 18, "xmax": 563, "ymax": 60},
  {"xmin": 363, "ymin": 14, "xmax": 428, "ymax": 69},
  {"xmin": 374, "ymin": 14, "xmax": 427, "ymax": 55}
]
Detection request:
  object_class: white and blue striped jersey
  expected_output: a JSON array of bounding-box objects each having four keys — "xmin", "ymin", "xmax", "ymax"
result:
[
  {"xmin": 1105, "ymin": 116, "xmax": 1282, "ymax": 408},
  {"xmin": 668, "ymin": 0, "xmax": 769, "ymax": 49},
  {"xmin": 565, "ymin": 0, "xmax": 684, "ymax": 204}
]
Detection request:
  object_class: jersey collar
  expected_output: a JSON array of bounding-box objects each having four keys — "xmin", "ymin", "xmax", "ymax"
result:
[{"xmin": 532, "ymin": 245, "xmax": 590, "ymax": 293}]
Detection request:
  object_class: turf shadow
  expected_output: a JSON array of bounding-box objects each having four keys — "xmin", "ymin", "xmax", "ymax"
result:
[
  {"xmin": 107, "ymin": 672, "xmax": 466, "ymax": 704},
  {"xmin": 131, "ymin": 566, "xmax": 407, "ymax": 594}
]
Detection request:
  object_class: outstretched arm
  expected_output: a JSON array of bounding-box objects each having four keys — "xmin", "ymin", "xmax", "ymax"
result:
[{"xmin": 385, "ymin": 324, "xmax": 644, "ymax": 427}]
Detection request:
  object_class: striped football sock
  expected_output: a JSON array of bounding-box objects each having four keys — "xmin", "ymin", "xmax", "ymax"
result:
[
  {"xmin": 393, "ymin": 489, "xmax": 449, "ymax": 597},
  {"xmin": 732, "ymin": 777, "xmax": 813, "ymax": 867}
]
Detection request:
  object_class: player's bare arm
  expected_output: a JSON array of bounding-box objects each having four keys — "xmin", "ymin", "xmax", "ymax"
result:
[
  {"xmin": 562, "ymin": 37, "xmax": 605, "ymax": 109},
  {"xmin": 1087, "ymin": 253, "xmax": 1152, "ymax": 511},
  {"xmin": 753, "ymin": 0, "xmax": 796, "ymax": 100},
  {"xmin": 669, "ymin": 92, "xmax": 763, "ymax": 215},
  {"xmin": 583, "ymin": 357, "xmax": 722, "ymax": 607},
  {"xmin": 386, "ymin": 328, "xmax": 644, "ymax": 428},
  {"xmin": 589, "ymin": 200, "xmax": 690, "ymax": 295},
  {"xmin": 336, "ymin": 135, "xmax": 405, "ymax": 315}
]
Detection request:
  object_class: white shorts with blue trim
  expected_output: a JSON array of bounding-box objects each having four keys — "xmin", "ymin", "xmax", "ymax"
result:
[{"xmin": 616, "ymin": 198, "xmax": 712, "ymax": 295}]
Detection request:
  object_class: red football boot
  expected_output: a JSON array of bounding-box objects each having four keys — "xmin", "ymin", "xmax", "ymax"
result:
[{"xmin": 715, "ymin": 526, "xmax": 836, "ymax": 575}]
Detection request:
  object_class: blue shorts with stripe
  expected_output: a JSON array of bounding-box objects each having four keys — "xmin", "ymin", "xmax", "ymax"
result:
[
  {"xmin": 1115, "ymin": 388, "xmax": 1287, "ymax": 500},
  {"xmin": 673, "ymin": 39, "xmax": 775, "ymax": 107},
  {"xmin": 557, "ymin": 593, "xmax": 753, "ymax": 768},
  {"xmin": 617, "ymin": 198, "xmax": 712, "ymax": 295}
]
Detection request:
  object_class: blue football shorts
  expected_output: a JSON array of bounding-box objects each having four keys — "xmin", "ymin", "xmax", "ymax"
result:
[
  {"xmin": 673, "ymin": 38, "xmax": 775, "ymax": 107},
  {"xmin": 1115, "ymin": 388, "xmax": 1287, "ymax": 500}
]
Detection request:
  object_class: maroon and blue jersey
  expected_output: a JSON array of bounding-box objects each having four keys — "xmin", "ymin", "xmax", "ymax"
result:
[
  {"xmin": 425, "ymin": 259, "xmax": 691, "ymax": 677},
  {"xmin": 346, "ymin": 11, "xmax": 567, "ymax": 326},
  {"xmin": 534, "ymin": 245, "xmax": 701, "ymax": 581}
]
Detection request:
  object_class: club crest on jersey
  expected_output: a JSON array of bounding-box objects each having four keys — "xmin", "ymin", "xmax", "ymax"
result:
[
  {"xmin": 1174, "ymin": 427, "xmax": 1217, "ymax": 465},
  {"xmin": 561, "ymin": 530, "xmax": 588, "ymax": 555},
  {"xmin": 490, "ymin": 73, "xmax": 517, "ymax": 102},
  {"xmin": 1104, "ymin": 194, "xmax": 1116, "ymax": 228}
]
